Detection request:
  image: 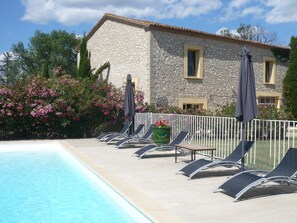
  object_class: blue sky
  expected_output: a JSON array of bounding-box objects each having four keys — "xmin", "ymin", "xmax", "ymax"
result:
[{"xmin": 1, "ymin": 0, "xmax": 297, "ymax": 55}]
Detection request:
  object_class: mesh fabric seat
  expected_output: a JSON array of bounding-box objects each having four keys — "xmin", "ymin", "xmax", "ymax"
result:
[
  {"xmin": 134, "ymin": 131, "xmax": 189, "ymax": 158},
  {"xmin": 215, "ymin": 147, "xmax": 297, "ymax": 201},
  {"xmin": 178, "ymin": 141, "xmax": 254, "ymax": 179},
  {"xmin": 105, "ymin": 124, "xmax": 144, "ymax": 144},
  {"xmin": 97, "ymin": 122, "xmax": 131, "ymax": 141},
  {"xmin": 115, "ymin": 125, "xmax": 153, "ymax": 148}
]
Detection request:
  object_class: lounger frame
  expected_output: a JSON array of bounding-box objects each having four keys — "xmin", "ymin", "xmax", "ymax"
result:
[
  {"xmin": 215, "ymin": 148, "xmax": 297, "ymax": 201},
  {"xmin": 134, "ymin": 131, "xmax": 189, "ymax": 158},
  {"xmin": 115, "ymin": 126, "xmax": 153, "ymax": 148},
  {"xmin": 178, "ymin": 141, "xmax": 254, "ymax": 179}
]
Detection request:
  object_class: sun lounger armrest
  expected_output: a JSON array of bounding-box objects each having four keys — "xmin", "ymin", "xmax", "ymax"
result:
[
  {"xmin": 240, "ymin": 169, "xmax": 270, "ymax": 176},
  {"xmin": 158, "ymin": 145, "xmax": 175, "ymax": 150}
]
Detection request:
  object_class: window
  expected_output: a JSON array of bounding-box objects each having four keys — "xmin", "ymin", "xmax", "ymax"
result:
[
  {"xmin": 183, "ymin": 103, "xmax": 202, "ymax": 110},
  {"xmin": 179, "ymin": 98, "xmax": 207, "ymax": 111},
  {"xmin": 263, "ymin": 57, "xmax": 276, "ymax": 84},
  {"xmin": 257, "ymin": 92, "xmax": 282, "ymax": 109},
  {"xmin": 188, "ymin": 50, "xmax": 198, "ymax": 77},
  {"xmin": 184, "ymin": 44, "xmax": 204, "ymax": 79},
  {"xmin": 258, "ymin": 97, "xmax": 277, "ymax": 107}
]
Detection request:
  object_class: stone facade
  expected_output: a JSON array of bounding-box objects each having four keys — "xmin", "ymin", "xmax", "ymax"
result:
[
  {"xmin": 85, "ymin": 14, "xmax": 289, "ymax": 111},
  {"xmin": 87, "ymin": 20, "xmax": 151, "ymax": 102},
  {"xmin": 150, "ymin": 30, "xmax": 288, "ymax": 110}
]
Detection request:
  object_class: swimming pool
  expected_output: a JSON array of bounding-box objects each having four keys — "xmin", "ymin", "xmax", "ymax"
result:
[{"xmin": 0, "ymin": 142, "xmax": 152, "ymax": 223}]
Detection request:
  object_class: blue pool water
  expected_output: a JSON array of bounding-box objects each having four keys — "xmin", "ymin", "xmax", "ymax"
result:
[{"xmin": 0, "ymin": 143, "xmax": 152, "ymax": 223}]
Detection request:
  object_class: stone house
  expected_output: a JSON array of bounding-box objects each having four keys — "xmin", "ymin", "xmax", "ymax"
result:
[{"xmin": 85, "ymin": 13, "xmax": 290, "ymax": 111}]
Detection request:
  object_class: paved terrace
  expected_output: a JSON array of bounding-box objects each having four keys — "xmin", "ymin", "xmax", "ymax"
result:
[{"xmin": 61, "ymin": 138, "xmax": 297, "ymax": 223}]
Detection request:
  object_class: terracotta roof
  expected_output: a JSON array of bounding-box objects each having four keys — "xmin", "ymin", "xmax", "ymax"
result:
[{"xmin": 87, "ymin": 13, "xmax": 290, "ymax": 51}]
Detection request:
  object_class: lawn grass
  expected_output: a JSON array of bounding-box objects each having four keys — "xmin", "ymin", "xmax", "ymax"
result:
[
  {"xmin": 190, "ymin": 138, "xmax": 297, "ymax": 171},
  {"xmin": 246, "ymin": 139, "xmax": 297, "ymax": 170}
]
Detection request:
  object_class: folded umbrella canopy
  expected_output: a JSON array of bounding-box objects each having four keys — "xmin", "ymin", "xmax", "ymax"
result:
[
  {"xmin": 124, "ymin": 74, "xmax": 135, "ymax": 134},
  {"xmin": 235, "ymin": 46, "xmax": 258, "ymax": 170},
  {"xmin": 236, "ymin": 46, "xmax": 258, "ymax": 123}
]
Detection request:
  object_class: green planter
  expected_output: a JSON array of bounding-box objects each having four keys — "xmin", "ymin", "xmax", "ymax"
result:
[{"xmin": 153, "ymin": 126, "xmax": 171, "ymax": 144}]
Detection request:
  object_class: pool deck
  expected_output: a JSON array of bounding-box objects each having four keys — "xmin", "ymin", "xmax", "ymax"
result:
[{"xmin": 4, "ymin": 139, "xmax": 297, "ymax": 223}]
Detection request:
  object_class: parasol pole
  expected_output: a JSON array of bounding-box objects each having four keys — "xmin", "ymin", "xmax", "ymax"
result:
[{"xmin": 241, "ymin": 122, "xmax": 245, "ymax": 171}]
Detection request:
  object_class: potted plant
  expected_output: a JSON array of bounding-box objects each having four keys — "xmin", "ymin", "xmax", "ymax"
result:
[{"xmin": 153, "ymin": 119, "xmax": 171, "ymax": 144}]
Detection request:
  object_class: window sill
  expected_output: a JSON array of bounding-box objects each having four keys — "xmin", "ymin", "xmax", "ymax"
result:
[
  {"xmin": 263, "ymin": 82, "xmax": 275, "ymax": 85},
  {"xmin": 185, "ymin": 77, "xmax": 203, "ymax": 80}
]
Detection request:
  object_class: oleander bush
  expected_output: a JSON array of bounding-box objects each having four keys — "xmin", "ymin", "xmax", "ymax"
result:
[{"xmin": 0, "ymin": 75, "xmax": 146, "ymax": 139}]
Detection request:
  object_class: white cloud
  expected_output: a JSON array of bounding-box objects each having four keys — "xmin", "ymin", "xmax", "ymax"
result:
[
  {"xmin": 215, "ymin": 27, "xmax": 239, "ymax": 36},
  {"xmin": 218, "ymin": 0, "xmax": 297, "ymax": 24},
  {"xmin": 21, "ymin": 0, "xmax": 102, "ymax": 25},
  {"xmin": 20, "ymin": 0, "xmax": 297, "ymax": 26},
  {"xmin": 20, "ymin": 0, "xmax": 222, "ymax": 25},
  {"xmin": 219, "ymin": 0, "xmax": 250, "ymax": 22},
  {"xmin": 158, "ymin": 0, "xmax": 222, "ymax": 19},
  {"xmin": 264, "ymin": 0, "xmax": 297, "ymax": 23},
  {"xmin": 229, "ymin": 0, "xmax": 249, "ymax": 9},
  {"xmin": 241, "ymin": 6, "xmax": 264, "ymax": 18}
]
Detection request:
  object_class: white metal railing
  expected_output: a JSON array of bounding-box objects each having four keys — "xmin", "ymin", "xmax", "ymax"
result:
[{"xmin": 135, "ymin": 112, "xmax": 297, "ymax": 170}]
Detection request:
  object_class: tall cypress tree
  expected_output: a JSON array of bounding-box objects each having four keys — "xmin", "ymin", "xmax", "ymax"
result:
[
  {"xmin": 41, "ymin": 60, "xmax": 49, "ymax": 78},
  {"xmin": 77, "ymin": 36, "xmax": 92, "ymax": 78},
  {"xmin": 283, "ymin": 36, "xmax": 297, "ymax": 118}
]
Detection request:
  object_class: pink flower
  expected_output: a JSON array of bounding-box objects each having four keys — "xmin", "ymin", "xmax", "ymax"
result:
[
  {"xmin": 7, "ymin": 103, "xmax": 14, "ymax": 108},
  {"xmin": 0, "ymin": 88, "xmax": 12, "ymax": 96},
  {"xmin": 155, "ymin": 119, "xmax": 169, "ymax": 127},
  {"xmin": 17, "ymin": 104, "xmax": 23, "ymax": 111}
]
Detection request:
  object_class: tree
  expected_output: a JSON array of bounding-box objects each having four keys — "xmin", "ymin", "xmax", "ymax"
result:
[
  {"xmin": 283, "ymin": 36, "xmax": 297, "ymax": 119},
  {"xmin": 236, "ymin": 24, "xmax": 254, "ymax": 41},
  {"xmin": 41, "ymin": 60, "xmax": 49, "ymax": 78},
  {"xmin": 250, "ymin": 25, "xmax": 277, "ymax": 44},
  {"xmin": 219, "ymin": 23, "xmax": 277, "ymax": 44},
  {"xmin": 77, "ymin": 36, "xmax": 92, "ymax": 78},
  {"xmin": 0, "ymin": 52, "xmax": 11, "ymax": 85},
  {"xmin": 0, "ymin": 52, "xmax": 22, "ymax": 86},
  {"xmin": 11, "ymin": 30, "xmax": 80, "ymax": 78},
  {"xmin": 95, "ymin": 62, "xmax": 110, "ymax": 81},
  {"xmin": 218, "ymin": 28, "xmax": 234, "ymax": 38}
]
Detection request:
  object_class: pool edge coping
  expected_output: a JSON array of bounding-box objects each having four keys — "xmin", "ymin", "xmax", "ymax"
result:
[{"xmin": 59, "ymin": 140, "xmax": 188, "ymax": 223}]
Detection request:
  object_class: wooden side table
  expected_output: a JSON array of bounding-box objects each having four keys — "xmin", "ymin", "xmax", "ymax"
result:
[{"xmin": 174, "ymin": 144, "xmax": 216, "ymax": 163}]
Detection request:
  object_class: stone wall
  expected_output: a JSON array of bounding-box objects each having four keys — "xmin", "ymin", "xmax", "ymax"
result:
[
  {"xmin": 87, "ymin": 20, "xmax": 151, "ymax": 102},
  {"xmin": 86, "ymin": 19, "xmax": 288, "ymax": 111},
  {"xmin": 150, "ymin": 30, "xmax": 288, "ymax": 111}
]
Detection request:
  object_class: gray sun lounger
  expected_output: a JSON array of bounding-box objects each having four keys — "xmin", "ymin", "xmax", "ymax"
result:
[
  {"xmin": 115, "ymin": 125, "xmax": 153, "ymax": 148},
  {"xmin": 215, "ymin": 147, "xmax": 297, "ymax": 202},
  {"xmin": 178, "ymin": 141, "xmax": 254, "ymax": 179},
  {"xmin": 96, "ymin": 121, "xmax": 131, "ymax": 141},
  {"xmin": 133, "ymin": 131, "xmax": 189, "ymax": 158},
  {"xmin": 106, "ymin": 124, "xmax": 144, "ymax": 144}
]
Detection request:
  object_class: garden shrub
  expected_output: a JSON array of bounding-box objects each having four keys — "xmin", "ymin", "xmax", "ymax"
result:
[
  {"xmin": 213, "ymin": 102, "xmax": 293, "ymax": 120},
  {"xmin": 0, "ymin": 75, "xmax": 146, "ymax": 139},
  {"xmin": 144, "ymin": 103, "xmax": 211, "ymax": 116},
  {"xmin": 214, "ymin": 102, "xmax": 236, "ymax": 117},
  {"xmin": 2, "ymin": 72, "xmax": 295, "ymax": 140}
]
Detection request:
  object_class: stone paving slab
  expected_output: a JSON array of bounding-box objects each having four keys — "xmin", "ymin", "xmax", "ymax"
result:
[{"xmin": 62, "ymin": 138, "xmax": 297, "ymax": 223}]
